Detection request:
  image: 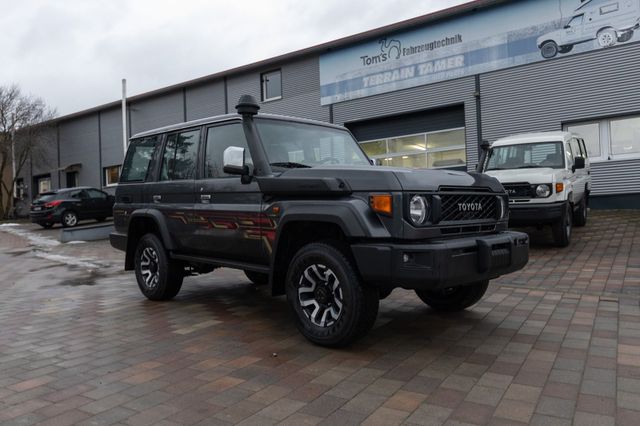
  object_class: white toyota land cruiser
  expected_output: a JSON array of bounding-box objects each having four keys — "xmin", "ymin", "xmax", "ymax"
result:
[{"xmin": 479, "ymin": 131, "xmax": 591, "ymax": 247}]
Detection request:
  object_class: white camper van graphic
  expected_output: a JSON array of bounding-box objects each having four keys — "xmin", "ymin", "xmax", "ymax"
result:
[{"xmin": 537, "ymin": 0, "xmax": 640, "ymax": 58}]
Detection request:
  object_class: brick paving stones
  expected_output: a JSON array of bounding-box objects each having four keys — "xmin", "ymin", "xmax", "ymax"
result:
[{"xmin": 0, "ymin": 210, "xmax": 638, "ymax": 424}]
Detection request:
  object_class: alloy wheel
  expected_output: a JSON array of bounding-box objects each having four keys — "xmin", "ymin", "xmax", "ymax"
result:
[
  {"xmin": 63, "ymin": 212, "xmax": 77, "ymax": 227},
  {"xmin": 297, "ymin": 264, "xmax": 344, "ymax": 327},
  {"xmin": 140, "ymin": 247, "xmax": 160, "ymax": 289}
]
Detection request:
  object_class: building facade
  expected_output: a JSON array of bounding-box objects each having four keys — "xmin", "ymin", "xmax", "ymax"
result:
[{"xmin": 16, "ymin": 0, "xmax": 640, "ymax": 214}]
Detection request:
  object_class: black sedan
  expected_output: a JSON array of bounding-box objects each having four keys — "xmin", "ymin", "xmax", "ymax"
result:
[{"xmin": 30, "ymin": 187, "xmax": 115, "ymax": 228}]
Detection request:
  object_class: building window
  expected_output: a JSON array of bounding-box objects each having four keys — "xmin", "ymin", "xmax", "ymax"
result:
[
  {"xmin": 565, "ymin": 114, "xmax": 640, "ymax": 161},
  {"xmin": 103, "ymin": 165, "xmax": 121, "ymax": 186},
  {"xmin": 261, "ymin": 70, "xmax": 282, "ymax": 102},
  {"xmin": 359, "ymin": 128, "xmax": 466, "ymax": 169}
]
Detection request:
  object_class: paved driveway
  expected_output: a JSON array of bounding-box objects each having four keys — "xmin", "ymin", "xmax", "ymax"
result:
[{"xmin": 0, "ymin": 210, "xmax": 638, "ymax": 425}]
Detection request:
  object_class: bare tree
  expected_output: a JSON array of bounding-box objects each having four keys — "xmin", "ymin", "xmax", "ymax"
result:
[{"xmin": 0, "ymin": 84, "xmax": 56, "ymax": 219}]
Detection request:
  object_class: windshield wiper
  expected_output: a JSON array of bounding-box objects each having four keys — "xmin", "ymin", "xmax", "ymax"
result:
[{"xmin": 269, "ymin": 162, "xmax": 311, "ymax": 169}]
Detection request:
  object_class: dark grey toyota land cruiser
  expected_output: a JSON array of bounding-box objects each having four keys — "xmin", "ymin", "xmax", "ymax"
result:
[{"xmin": 110, "ymin": 95, "xmax": 529, "ymax": 347}]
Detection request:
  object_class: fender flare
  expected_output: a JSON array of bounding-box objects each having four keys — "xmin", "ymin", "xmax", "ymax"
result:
[{"xmin": 128, "ymin": 209, "xmax": 176, "ymax": 250}]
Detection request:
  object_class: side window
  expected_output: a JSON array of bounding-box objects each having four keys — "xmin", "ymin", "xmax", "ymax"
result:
[
  {"xmin": 160, "ymin": 129, "xmax": 200, "ymax": 181},
  {"xmin": 579, "ymin": 139, "xmax": 588, "ymax": 158},
  {"xmin": 570, "ymin": 138, "xmax": 582, "ymax": 159},
  {"xmin": 566, "ymin": 142, "xmax": 574, "ymax": 166},
  {"xmin": 261, "ymin": 70, "xmax": 282, "ymax": 101},
  {"xmin": 204, "ymin": 123, "xmax": 253, "ymax": 178},
  {"xmin": 87, "ymin": 189, "xmax": 107, "ymax": 200},
  {"xmin": 121, "ymin": 136, "xmax": 159, "ymax": 182},
  {"xmin": 70, "ymin": 190, "xmax": 83, "ymax": 199}
]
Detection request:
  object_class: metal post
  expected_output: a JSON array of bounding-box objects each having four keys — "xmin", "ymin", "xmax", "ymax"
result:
[
  {"xmin": 121, "ymin": 79, "xmax": 128, "ymax": 156},
  {"xmin": 10, "ymin": 130, "xmax": 16, "ymax": 198}
]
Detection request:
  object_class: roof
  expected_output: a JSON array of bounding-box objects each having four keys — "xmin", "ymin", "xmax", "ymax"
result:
[
  {"xmin": 492, "ymin": 131, "xmax": 573, "ymax": 146},
  {"xmin": 132, "ymin": 112, "xmax": 349, "ymax": 139},
  {"xmin": 54, "ymin": 0, "xmax": 506, "ymax": 123}
]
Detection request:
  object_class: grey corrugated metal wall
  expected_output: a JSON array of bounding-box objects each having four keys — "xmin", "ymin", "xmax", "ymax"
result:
[
  {"xmin": 227, "ymin": 57, "xmax": 329, "ymax": 122},
  {"xmin": 130, "ymin": 91, "xmax": 184, "ymax": 135},
  {"xmin": 100, "ymin": 108, "xmax": 125, "ymax": 179},
  {"xmin": 59, "ymin": 114, "xmax": 100, "ymax": 189},
  {"xmin": 333, "ymin": 76, "xmax": 479, "ymax": 170},
  {"xmin": 481, "ymin": 43, "xmax": 640, "ymax": 196},
  {"xmin": 186, "ymin": 81, "xmax": 226, "ymax": 120}
]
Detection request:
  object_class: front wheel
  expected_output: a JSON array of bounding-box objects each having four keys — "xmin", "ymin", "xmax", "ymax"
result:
[
  {"xmin": 134, "ymin": 233, "xmax": 183, "ymax": 301},
  {"xmin": 552, "ymin": 203, "xmax": 572, "ymax": 247},
  {"xmin": 286, "ymin": 242, "xmax": 379, "ymax": 347},
  {"xmin": 415, "ymin": 281, "xmax": 489, "ymax": 312},
  {"xmin": 573, "ymin": 195, "xmax": 588, "ymax": 227}
]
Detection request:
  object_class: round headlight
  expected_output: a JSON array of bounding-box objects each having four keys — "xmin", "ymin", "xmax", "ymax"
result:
[
  {"xmin": 409, "ymin": 195, "xmax": 428, "ymax": 224},
  {"xmin": 535, "ymin": 184, "xmax": 551, "ymax": 198}
]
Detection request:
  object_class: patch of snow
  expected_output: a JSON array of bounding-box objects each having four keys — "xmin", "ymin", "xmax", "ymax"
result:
[
  {"xmin": 66, "ymin": 241, "xmax": 86, "ymax": 244},
  {"xmin": 0, "ymin": 223, "xmax": 21, "ymax": 227},
  {"xmin": 0, "ymin": 224, "xmax": 60, "ymax": 247},
  {"xmin": 34, "ymin": 252, "xmax": 101, "ymax": 269}
]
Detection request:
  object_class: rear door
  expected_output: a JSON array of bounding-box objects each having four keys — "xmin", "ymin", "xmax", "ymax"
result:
[
  {"xmin": 192, "ymin": 121, "xmax": 267, "ymax": 264},
  {"xmin": 86, "ymin": 189, "xmax": 112, "ymax": 218},
  {"xmin": 144, "ymin": 128, "xmax": 200, "ymax": 252}
]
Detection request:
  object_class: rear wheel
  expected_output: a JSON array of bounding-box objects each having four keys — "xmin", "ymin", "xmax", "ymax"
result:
[
  {"xmin": 573, "ymin": 195, "xmax": 588, "ymax": 227},
  {"xmin": 61, "ymin": 211, "xmax": 78, "ymax": 228},
  {"xmin": 415, "ymin": 281, "xmax": 489, "ymax": 312},
  {"xmin": 245, "ymin": 270, "xmax": 269, "ymax": 286},
  {"xmin": 134, "ymin": 233, "xmax": 183, "ymax": 301},
  {"xmin": 286, "ymin": 242, "xmax": 379, "ymax": 347},
  {"xmin": 552, "ymin": 203, "xmax": 572, "ymax": 247}
]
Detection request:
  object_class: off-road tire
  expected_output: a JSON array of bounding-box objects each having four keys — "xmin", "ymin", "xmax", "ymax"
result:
[
  {"xmin": 415, "ymin": 280, "xmax": 489, "ymax": 312},
  {"xmin": 573, "ymin": 195, "xmax": 588, "ymax": 227},
  {"xmin": 61, "ymin": 210, "xmax": 78, "ymax": 228},
  {"xmin": 134, "ymin": 233, "xmax": 183, "ymax": 301},
  {"xmin": 245, "ymin": 270, "xmax": 269, "ymax": 286},
  {"xmin": 552, "ymin": 203, "xmax": 572, "ymax": 247},
  {"xmin": 540, "ymin": 41, "xmax": 558, "ymax": 58},
  {"xmin": 285, "ymin": 242, "xmax": 379, "ymax": 347}
]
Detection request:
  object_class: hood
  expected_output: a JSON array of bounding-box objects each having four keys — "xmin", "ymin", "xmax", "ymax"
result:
[
  {"xmin": 485, "ymin": 168, "xmax": 557, "ymax": 184},
  {"xmin": 262, "ymin": 165, "xmax": 504, "ymax": 193}
]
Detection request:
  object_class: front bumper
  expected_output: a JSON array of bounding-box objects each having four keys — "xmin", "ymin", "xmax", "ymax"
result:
[
  {"xmin": 508, "ymin": 201, "xmax": 566, "ymax": 226},
  {"xmin": 351, "ymin": 231, "xmax": 529, "ymax": 290}
]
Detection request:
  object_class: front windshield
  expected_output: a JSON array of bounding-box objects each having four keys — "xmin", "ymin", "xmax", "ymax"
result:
[
  {"xmin": 255, "ymin": 119, "xmax": 370, "ymax": 168},
  {"xmin": 486, "ymin": 141, "xmax": 565, "ymax": 170}
]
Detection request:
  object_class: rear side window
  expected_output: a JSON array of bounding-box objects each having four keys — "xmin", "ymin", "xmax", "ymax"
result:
[
  {"xmin": 121, "ymin": 136, "xmax": 160, "ymax": 182},
  {"xmin": 204, "ymin": 123, "xmax": 252, "ymax": 178},
  {"xmin": 87, "ymin": 189, "xmax": 107, "ymax": 200},
  {"xmin": 35, "ymin": 193, "xmax": 56, "ymax": 203},
  {"xmin": 160, "ymin": 129, "xmax": 200, "ymax": 181}
]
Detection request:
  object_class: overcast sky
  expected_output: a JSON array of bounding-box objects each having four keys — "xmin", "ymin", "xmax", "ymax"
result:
[{"xmin": 1, "ymin": 0, "xmax": 468, "ymax": 116}]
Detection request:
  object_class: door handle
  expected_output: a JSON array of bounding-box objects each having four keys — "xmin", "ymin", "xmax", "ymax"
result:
[
  {"xmin": 200, "ymin": 194, "xmax": 212, "ymax": 203},
  {"xmin": 152, "ymin": 195, "xmax": 162, "ymax": 203}
]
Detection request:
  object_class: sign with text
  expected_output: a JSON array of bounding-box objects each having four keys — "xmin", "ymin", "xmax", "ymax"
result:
[{"xmin": 319, "ymin": 0, "xmax": 640, "ymax": 105}]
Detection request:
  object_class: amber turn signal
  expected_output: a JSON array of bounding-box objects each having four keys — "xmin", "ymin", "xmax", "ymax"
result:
[
  {"xmin": 370, "ymin": 194, "xmax": 393, "ymax": 216},
  {"xmin": 555, "ymin": 183, "xmax": 564, "ymax": 193}
]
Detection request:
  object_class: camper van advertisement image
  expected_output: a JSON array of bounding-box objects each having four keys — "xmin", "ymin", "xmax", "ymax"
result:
[{"xmin": 320, "ymin": 0, "xmax": 640, "ymax": 105}]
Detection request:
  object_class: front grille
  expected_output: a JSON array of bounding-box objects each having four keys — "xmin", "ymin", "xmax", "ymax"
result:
[
  {"xmin": 503, "ymin": 183, "xmax": 533, "ymax": 198},
  {"xmin": 439, "ymin": 193, "xmax": 498, "ymax": 222}
]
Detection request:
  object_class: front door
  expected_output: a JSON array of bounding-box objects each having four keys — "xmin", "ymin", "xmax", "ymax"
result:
[
  {"xmin": 144, "ymin": 128, "xmax": 200, "ymax": 252},
  {"xmin": 192, "ymin": 122, "xmax": 268, "ymax": 264}
]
